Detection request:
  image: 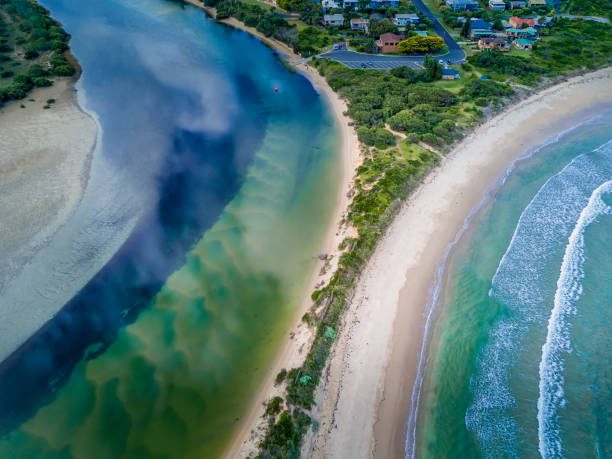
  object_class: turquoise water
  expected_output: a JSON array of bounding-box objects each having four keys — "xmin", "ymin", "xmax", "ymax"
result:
[
  {"xmin": 414, "ymin": 113, "xmax": 612, "ymax": 458},
  {"xmin": 0, "ymin": 0, "xmax": 339, "ymax": 457}
]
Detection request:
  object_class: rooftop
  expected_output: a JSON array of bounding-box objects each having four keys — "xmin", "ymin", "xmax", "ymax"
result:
[{"xmin": 442, "ymin": 68, "xmax": 460, "ymax": 75}]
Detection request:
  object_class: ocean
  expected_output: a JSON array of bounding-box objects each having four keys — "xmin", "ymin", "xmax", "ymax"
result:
[
  {"xmin": 0, "ymin": 0, "xmax": 339, "ymax": 457},
  {"xmin": 414, "ymin": 112, "xmax": 612, "ymax": 458}
]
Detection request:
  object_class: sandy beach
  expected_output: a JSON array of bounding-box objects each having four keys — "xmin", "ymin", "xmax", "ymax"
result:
[
  {"xmin": 0, "ymin": 79, "xmax": 97, "ymax": 293},
  {"xmin": 305, "ymin": 67, "xmax": 612, "ymax": 459}
]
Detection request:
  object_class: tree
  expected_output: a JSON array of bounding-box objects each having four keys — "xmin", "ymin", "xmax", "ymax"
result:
[
  {"xmin": 461, "ymin": 18, "xmax": 471, "ymax": 38},
  {"xmin": 423, "ymin": 54, "xmax": 443, "ymax": 81},
  {"xmin": 397, "ymin": 35, "xmax": 444, "ymax": 53},
  {"xmin": 369, "ymin": 18, "xmax": 396, "ymax": 38}
]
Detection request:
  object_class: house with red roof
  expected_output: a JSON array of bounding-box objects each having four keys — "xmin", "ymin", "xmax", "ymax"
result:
[
  {"xmin": 376, "ymin": 32, "xmax": 405, "ymax": 53},
  {"xmin": 509, "ymin": 16, "xmax": 536, "ymax": 28}
]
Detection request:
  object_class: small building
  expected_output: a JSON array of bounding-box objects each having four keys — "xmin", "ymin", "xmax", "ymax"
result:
[
  {"xmin": 322, "ymin": 0, "xmax": 340, "ymax": 8},
  {"xmin": 376, "ymin": 32, "xmax": 405, "ymax": 53},
  {"xmin": 393, "ymin": 13, "xmax": 420, "ymax": 26},
  {"xmin": 478, "ymin": 37, "xmax": 510, "ymax": 50},
  {"xmin": 509, "ymin": 16, "xmax": 535, "ymax": 28},
  {"xmin": 505, "ymin": 26, "xmax": 537, "ymax": 38},
  {"xmin": 370, "ymin": 0, "xmax": 399, "ymax": 7},
  {"xmin": 324, "ymin": 13, "xmax": 345, "ymax": 26},
  {"xmin": 445, "ymin": 0, "xmax": 479, "ymax": 11},
  {"xmin": 470, "ymin": 18, "xmax": 493, "ymax": 39},
  {"xmin": 489, "ymin": 0, "xmax": 506, "ymax": 10},
  {"xmin": 509, "ymin": 0, "xmax": 526, "ymax": 8},
  {"xmin": 342, "ymin": 0, "xmax": 359, "ymax": 7},
  {"xmin": 513, "ymin": 38, "xmax": 534, "ymax": 49},
  {"xmin": 350, "ymin": 18, "xmax": 369, "ymax": 32},
  {"xmin": 528, "ymin": 0, "xmax": 546, "ymax": 6},
  {"xmin": 441, "ymin": 68, "xmax": 461, "ymax": 79}
]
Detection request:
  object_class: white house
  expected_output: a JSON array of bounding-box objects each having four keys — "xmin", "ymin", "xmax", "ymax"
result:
[
  {"xmin": 393, "ymin": 13, "xmax": 420, "ymax": 26},
  {"xmin": 324, "ymin": 13, "xmax": 345, "ymax": 26},
  {"xmin": 350, "ymin": 18, "xmax": 369, "ymax": 32},
  {"xmin": 342, "ymin": 0, "xmax": 359, "ymax": 7},
  {"xmin": 322, "ymin": 0, "xmax": 340, "ymax": 8},
  {"xmin": 489, "ymin": 0, "xmax": 506, "ymax": 10}
]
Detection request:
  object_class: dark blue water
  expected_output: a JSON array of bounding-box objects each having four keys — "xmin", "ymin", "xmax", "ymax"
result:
[{"xmin": 0, "ymin": 0, "xmax": 334, "ymax": 444}]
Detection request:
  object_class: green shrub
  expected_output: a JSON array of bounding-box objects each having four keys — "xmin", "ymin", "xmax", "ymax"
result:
[
  {"xmin": 275, "ymin": 368, "xmax": 287, "ymax": 385},
  {"xmin": 265, "ymin": 396, "xmax": 283, "ymax": 417}
]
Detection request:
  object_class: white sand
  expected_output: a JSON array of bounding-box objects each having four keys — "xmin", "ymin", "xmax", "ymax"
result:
[
  {"xmin": 0, "ymin": 79, "xmax": 97, "ymax": 316},
  {"xmin": 306, "ymin": 68, "xmax": 612, "ymax": 459}
]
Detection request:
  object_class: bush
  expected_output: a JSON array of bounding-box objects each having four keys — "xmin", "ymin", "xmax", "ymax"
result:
[
  {"xmin": 357, "ymin": 127, "xmax": 395, "ymax": 148},
  {"xmin": 461, "ymin": 78, "xmax": 513, "ymax": 99},
  {"xmin": 33, "ymin": 77, "xmax": 52, "ymax": 87},
  {"xmin": 275, "ymin": 368, "xmax": 287, "ymax": 385},
  {"xmin": 265, "ymin": 396, "xmax": 283, "ymax": 417}
]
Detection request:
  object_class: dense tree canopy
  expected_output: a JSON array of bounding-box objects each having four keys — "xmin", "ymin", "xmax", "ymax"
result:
[{"xmin": 398, "ymin": 35, "xmax": 444, "ymax": 53}]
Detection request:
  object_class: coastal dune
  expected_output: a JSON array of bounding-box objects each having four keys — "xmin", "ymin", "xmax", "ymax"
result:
[
  {"xmin": 0, "ymin": 80, "xmax": 96, "ymax": 312},
  {"xmin": 305, "ymin": 68, "xmax": 612, "ymax": 458}
]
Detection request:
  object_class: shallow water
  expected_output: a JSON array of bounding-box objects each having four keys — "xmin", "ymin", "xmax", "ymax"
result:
[
  {"xmin": 0, "ymin": 0, "xmax": 339, "ymax": 456},
  {"xmin": 415, "ymin": 113, "xmax": 612, "ymax": 458}
]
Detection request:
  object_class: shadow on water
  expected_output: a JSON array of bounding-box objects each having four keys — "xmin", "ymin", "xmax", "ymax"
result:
[{"xmin": 0, "ymin": 88, "xmax": 267, "ymax": 435}]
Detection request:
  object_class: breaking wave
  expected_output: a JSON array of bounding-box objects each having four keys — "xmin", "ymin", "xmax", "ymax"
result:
[
  {"xmin": 466, "ymin": 140, "xmax": 612, "ymax": 457},
  {"xmin": 537, "ymin": 179, "xmax": 612, "ymax": 458}
]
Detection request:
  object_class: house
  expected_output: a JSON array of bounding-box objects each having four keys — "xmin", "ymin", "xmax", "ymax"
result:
[
  {"xmin": 393, "ymin": 13, "xmax": 420, "ymax": 26},
  {"xmin": 478, "ymin": 37, "xmax": 510, "ymax": 50},
  {"xmin": 441, "ymin": 68, "xmax": 460, "ymax": 79},
  {"xmin": 342, "ymin": 0, "xmax": 359, "ymax": 8},
  {"xmin": 350, "ymin": 18, "xmax": 369, "ymax": 32},
  {"xmin": 505, "ymin": 26, "xmax": 537, "ymax": 38},
  {"xmin": 528, "ymin": 0, "xmax": 546, "ymax": 6},
  {"xmin": 445, "ymin": 0, "xmax": 479, "ymax": 11},
  {"xmin": 509, "ymin": 16, "xmax": 535, "ymax": 28},
  {"xmin": 376, "ymin": 32, "xmax": 405, "ymax": 52},
  {"xmin": 470, "ymin": 18, "xmax": 493, "ymax": 39},
  {"xmin": 510, "ymin": 0, "xmax": 526, "ymax": 8},
  {"xmin": 489, "ymin": 0, "xmax": 506, "ymax": 10},
  {"xmin": 323, "ymin": 14, "xmax": 345, "ymax": 26},
  {"xmin": 322, "ymin": 0, "xmax": 340, "ymax": 8},
  {"xmin": 513, "ymin": 38, "xmax": 534, "ymax": 49},
  {"xmin": 370, "ymin": 0, "xmax": 399, "ymax": 7}
]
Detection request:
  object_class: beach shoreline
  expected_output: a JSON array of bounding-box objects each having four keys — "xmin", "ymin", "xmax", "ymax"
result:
[
  {"xmin": 305, "ymin": 67, "xmax": 612, "ymax": 459},
  {"xmin": 0, "ymin": 77, "xmax": 97, "ymax": 302}
]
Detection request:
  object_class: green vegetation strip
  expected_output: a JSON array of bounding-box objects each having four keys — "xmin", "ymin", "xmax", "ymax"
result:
[
  {"xmin": 255, "ymin": 58, "xmax": 522, "ymax": 457},
  {"xmin": 0, "ymin": 0, "xmax": 76, "ymax": 106}
]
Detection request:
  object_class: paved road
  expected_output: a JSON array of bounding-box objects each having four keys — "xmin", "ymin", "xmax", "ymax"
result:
[
  {"xmin": 320, "ymin": 0, "xmax": 466, "ymax": 69},
  {"xmin": 410, "ymin": 0, "xmax": 466, "ymax": 63},
  {"xmin": 318, "ymin": 49, "xmax": 424, "ymax": 69}
]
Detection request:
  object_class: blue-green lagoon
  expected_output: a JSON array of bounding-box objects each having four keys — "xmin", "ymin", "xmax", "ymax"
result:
[{"xmin": 0, "ymin": 0, "xmax": 340, "ymax": 457}]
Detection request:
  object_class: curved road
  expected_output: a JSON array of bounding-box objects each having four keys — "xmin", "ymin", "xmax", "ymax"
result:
[{"xmin": 320, "ymin": 0, "xmax": 466, "ymax": 69}]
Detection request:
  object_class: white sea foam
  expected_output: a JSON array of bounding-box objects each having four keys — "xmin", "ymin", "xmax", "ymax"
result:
[
  {"xmin": 537, "ymin": 179, "xmax": 612, "ymax": 458},
  {"xmin": 466, "ymin": 139, "xmax": 612, "ymax": 458}
]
